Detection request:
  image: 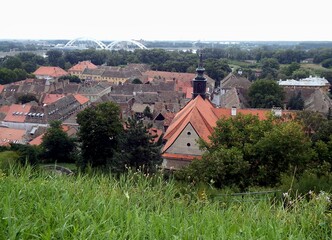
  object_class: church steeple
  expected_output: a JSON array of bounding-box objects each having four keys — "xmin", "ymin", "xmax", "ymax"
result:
[{"xmin": 192, "ymin": 52, "xmax": 207, "ymax": 99}]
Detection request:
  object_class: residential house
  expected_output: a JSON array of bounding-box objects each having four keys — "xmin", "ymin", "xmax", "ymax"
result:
[
  {"xmin": 80, "ymin": 64, "xmax": 148, "ymax": 85},
  {"xmin": 212, "ymin": 73, "xmax": 251, "ymax": 108},
  {"xmin": 33, "ymin": 66, "xmax": 68, "ymax": 80},
  {"xmin": 68, "ymin": 60, "xmax": 97, "ymax": 78},
  {"xmin": 278, "ymin": 76, "xmax": 330, "ymax": 92},
  {"xmin": 0, "ymin": 127, "xmax": 27, "ymax": 146}
]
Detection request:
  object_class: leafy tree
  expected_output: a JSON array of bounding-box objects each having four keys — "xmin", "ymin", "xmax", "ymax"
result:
[
  {"xmin": 9, "ymin": 143, "xmax": 41, "ymax": 165},
  {"xmin": 260, "ymin": 58, "xmax": 280, "ymax": 79},
  {"xmin": 113, "ymin": 118, "xmax": 162, "ymax": 173},
  {"xmin": 22, "ymin": 62, "xmax": 37, "ymax": 73},
  {"xmin": 180, "ymin": 113, "xmax": 312, "ymax": 188},
  {"xmin": 177, "ymin": 147, "xmax": 249, "ymax": 190},
  {"xmin": 287, "ymin": 91, "xmax": 304, "ymax": 110},
  {"xmin": 321, "ymin": 58, "xmax": 332, "ymax": 68},
  {"xmin": 41, "ymin": 121, "xmax": 76, "ymax": 163},
  {"xmin": 248, "ymin": 79, "xmax": 284, "ymax": 108},
  {"xmin": 46, "ymin": 50, "xmax": 65, "ymax": 68},
  {"xmin": 0, "ymin": 68, "xmax": 17, "ymax": 84},
  {"xmin": 2, "ymin": 56, "xmax": 22, "ymax": 70},
  {"xmin": 204, "ymin": 58, "xmax": 232, "ymax": 83},
  {"xmin": 13, "ymin": 68, "xmax": 27, "ymax": 81},
  {"xmin": 58, "ymin": 75, "xmax": 81, "ymax": 83},
  {"xmin": 291, "ymin": 69, "xmax": 310, "ymax": 80},
  {"xmin": 17, "ymin": 94, "xmax": 39, "ymax": 104},
  {"xmin": 76, "ymin": 102, "xmax": 123, "ymax": 168},
  {"xmin": 254, "ymin": 121, "xmax": 312, "ymax": 185},
  {"xmin": 295, "ymin": 111, "xmax": 332, "ymax": 142},
  {"xmin": 281, "ymin": 62, "xmax": 301, "ymax": 76},
  {"xmin": 143, "ymin": 106, "xmax": 153, "ymax": 119}
]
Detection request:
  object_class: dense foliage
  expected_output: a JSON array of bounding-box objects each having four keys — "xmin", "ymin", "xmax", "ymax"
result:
[
  {"xmin": 113, "ymin": 118, "xmax": 162, "ymax": 173},
  {"xmin": 248, "ymin": 80, "xmax": 285, "ymax": 108},
  {"xmin": 76, "ymin": 102, "xmax": 123, "ymax": 168},
  {"xmin": 41, "ymin": 121, "xmax": 76, "ymax": 163},
  {"xmin": 177, "ymin": 114, "xmax": 313, "ymax": 189}
]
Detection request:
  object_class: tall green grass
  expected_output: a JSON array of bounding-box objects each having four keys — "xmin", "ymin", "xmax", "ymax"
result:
[{"xmin": 0, "ymin": 166, "xmax": 331, "ymax": 239}]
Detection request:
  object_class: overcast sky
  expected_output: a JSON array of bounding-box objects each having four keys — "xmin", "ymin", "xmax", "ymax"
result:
[{"xmin": 1, "ymin": 0, "xmax": 331, "ymax": 41}]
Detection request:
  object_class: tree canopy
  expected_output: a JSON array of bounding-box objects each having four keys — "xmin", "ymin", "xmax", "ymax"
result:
[
  {"xmin": 113, "ymin": 118, "xmax": 162, "ymax": 173},
  {"xmin": 248, "ymin": 79, "xmax": 284, "ymax": 108},
  {"xmin": 178, "ymin": 114, "xmax": 312, "ymax": 189},
  {"xmin": 41, "ymin": 121, "xmax": 76, "ymax": 163},
  {"xmin": 76, "ymin": 102, "xmax": 123, "ymax": 168}
]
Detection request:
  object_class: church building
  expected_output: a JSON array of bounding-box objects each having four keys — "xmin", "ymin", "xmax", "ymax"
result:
[{"xmin": 161, "ymin": 53, "xmax": 287, "ymax": 169}]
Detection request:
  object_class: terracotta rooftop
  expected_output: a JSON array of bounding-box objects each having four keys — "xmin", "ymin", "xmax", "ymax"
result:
[
  {"xmin": 68, "ymin": 61, "xmax": 97, "ymax": 72},
  {"xmin": 73, "ymin": 94, "xmax": 90, "ymax": 105},
  {"xmin": 163, "ymin": 95, "xmax": 293, "ymax": 154},
  {"xmin": 148, "ymin": 127, "xmax": 163, "ymax": 143},
  {"xmin": 163, "ymin": 95, "xmax": 218, "ymax": 153},
  {"xmin": 42, "ymin": 94, "xmax": 65, "ymax": 105},
  {"xmin": 28, "ymin": 133, "xmax": 44, "ymax": 146},
  {"xmin": 0, "ymin": 127, "xmax": 26, "ymax": 146},
  {"xmin": 0, "ymin": 85, "xmax": 4, "ymax": 93},
  {"xmin": 33, "ymin": 66, "xmax": 68, "ymax": 78},
  {"xmin": 3, "ymin": 104, "xmax": 32, "ymax": 123}
]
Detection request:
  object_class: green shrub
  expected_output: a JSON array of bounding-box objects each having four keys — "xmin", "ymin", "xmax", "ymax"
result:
[
  {"xmin": 0, "ymin": 151, "xmax": 20, "ymax": 173},
  {"xmin": 280, "ymin": 171, "xmax": 332, "ymax": 196}
]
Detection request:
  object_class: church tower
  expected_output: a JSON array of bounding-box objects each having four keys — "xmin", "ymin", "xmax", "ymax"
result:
[{"xmin": 192, "ymin": 52, "xmax": 207, "ymax": 99}]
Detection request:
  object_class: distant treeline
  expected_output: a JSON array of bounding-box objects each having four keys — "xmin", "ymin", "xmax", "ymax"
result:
[{"xmin": 1, "ymin": 43, "xmax": 332, "ymax": 85}]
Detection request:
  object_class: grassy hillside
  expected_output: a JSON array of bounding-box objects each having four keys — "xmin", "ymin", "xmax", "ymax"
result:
[{"xmin": 0, "ymin": 167, "xmax": 331, "ymax": 239}]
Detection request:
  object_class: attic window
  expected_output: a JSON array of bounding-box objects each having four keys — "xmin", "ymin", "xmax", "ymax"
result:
[
  {"xmin": 187, "ymin": 143, "xmax": 191, "ymax": 147},
  {"xmin": 187, "ymin": 131, "xmax": 191, "ymax": 135}
]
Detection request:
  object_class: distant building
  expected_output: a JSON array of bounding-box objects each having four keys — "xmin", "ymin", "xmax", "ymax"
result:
[
  {"xmin": 80, "ymin": 64, "xmax": 148, "ymax": 85},
  {"xmin": 68, "ymin": 61, "xmax": 97, "ymax": 78},
  {"xmin": 278, "ymin": 76, "xmax": 330, "ymax": 91},
  {"xmin": 0, "ymin": 127, "xmax": 27, "ymax": 146},
  {"xmin": 33, "ymin": 66, "xmax": 68, "ymax": 80}
]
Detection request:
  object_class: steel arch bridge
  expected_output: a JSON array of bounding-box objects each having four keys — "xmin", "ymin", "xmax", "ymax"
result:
[
  {"xmin": 64, "ymin": 37, "xmax": 107, "ymax": 49},
  {"xmin": 63, "ymin": 38, "xmax": 148, "ymax": 51},
  {"xmin": 106, "ymin": 40, "xmax": 148, "ymax": 50}
]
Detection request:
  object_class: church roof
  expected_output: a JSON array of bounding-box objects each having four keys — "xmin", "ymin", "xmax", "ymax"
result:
[{"xmin": 162, "ymin": 95, "xmax": 218, "ymax": 152}]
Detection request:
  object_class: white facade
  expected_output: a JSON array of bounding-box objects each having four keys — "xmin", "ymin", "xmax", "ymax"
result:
[{"xmin": 278, "ymin": 76, "xmax": 330, "ymax": 87}]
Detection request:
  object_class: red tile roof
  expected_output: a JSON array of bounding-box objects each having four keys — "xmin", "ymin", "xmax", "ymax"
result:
[
  {"xmin": 73, "ymin": 94, "xmax": 90, "ymax": 105},
  {"xmin": 4, "ymin": 104, "xmax": 32, "ymax": 123},
  {"xmin": 29, "ymin": 133, "xmax": 44, "ymax": 146},
  {"xmin": 163, "ymin": 95, "xmax": 218, "ymax": 153},
  {"xmin": 163, "ymin": 96, "xmax": 293, "ymax": 155},
  {"xmin": 0, "ymin": 128, "xmax": 26, "ymax": 146},
  {"xmin": 0, "ymin": 85, "xmax": 4, "ymax": 93},
  {"xmin": 33, "ymin": 66, "xmax": 68, "ymax": 78},
  {"xmin": 42, "ymin": 94, "xmax": 65, "ymax": 105},
  {"xmin": 212, "ymin": 108, "xmax": 270, "ymax": 120},
  {"xmin": 0, "ymin": 105, "xmax": 10, "ymax": 114},
  {"xmin": 186, "ymin": 87, "xmax": 193, "ymax": 99},
  {"xmin": 163, "ymin": 112, "xmax": 176, "ymax": 127},
  {"xmin": 148, "ymin": 127, "xmax": 163, "ymax": 143},
  {"xmin": 68, "ymin": 61, "xmax": 97, "ymax": 72},
  {"xmin": 143, "ymin": 71, "xmax": 196, "ymax": 94}
]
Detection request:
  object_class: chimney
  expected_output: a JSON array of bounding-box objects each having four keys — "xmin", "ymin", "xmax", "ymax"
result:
[{"xmin": 231, "ymin": 106, "xmax": 237, "ymax": 116}]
